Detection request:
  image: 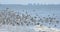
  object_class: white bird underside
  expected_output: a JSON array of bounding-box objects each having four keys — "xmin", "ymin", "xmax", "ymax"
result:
[{"xmin": 33, "ymin": 25, "xmax": 60, "ymax": 32}]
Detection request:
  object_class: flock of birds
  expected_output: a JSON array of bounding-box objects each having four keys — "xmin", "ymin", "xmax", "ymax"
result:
[{"xmin": 0, "ymin": 8, "xmax": 60, "ymax": 32}]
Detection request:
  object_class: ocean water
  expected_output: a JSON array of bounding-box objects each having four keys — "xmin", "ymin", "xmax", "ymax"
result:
[{"xmin": 0, "ymin": 4, "xmax": 60, "ymax": 20}]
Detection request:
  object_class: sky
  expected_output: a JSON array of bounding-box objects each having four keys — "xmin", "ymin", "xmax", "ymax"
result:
[{"xmin": 0, "ymin": 0, "xmax": 60, "ymax": 5}]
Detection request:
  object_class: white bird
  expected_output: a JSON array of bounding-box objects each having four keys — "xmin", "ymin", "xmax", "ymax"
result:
[{"xmin": 33, "ymin": 25, "xmax": 60, "ymax": 32}]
